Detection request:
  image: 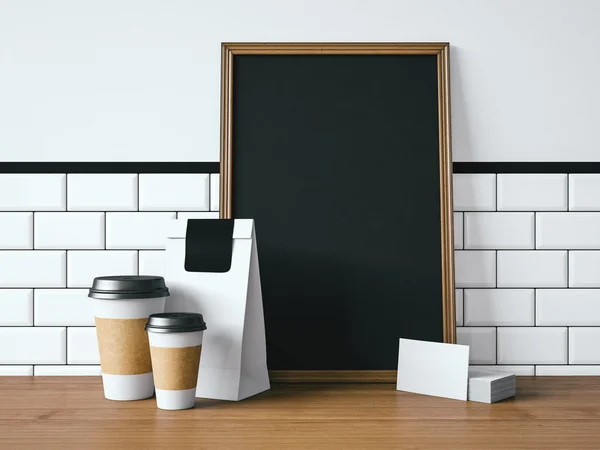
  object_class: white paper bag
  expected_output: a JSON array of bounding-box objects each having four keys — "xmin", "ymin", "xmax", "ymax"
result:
[{"xmin": 165, "ymin": 218, "xmax": 270, "ymax": 401}]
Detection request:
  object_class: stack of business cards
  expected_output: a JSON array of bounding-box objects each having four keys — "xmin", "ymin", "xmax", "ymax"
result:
[{"xmin": 467, "ymin": 368, "xmax": 516, "ymax": 404}]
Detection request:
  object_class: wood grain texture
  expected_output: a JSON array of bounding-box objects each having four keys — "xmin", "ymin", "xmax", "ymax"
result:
[{"xmin": 1, "ymin": 377, "xmax": 600, "ymax": 449}]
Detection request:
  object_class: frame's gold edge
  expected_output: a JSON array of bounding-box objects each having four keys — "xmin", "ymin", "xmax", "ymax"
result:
[
  {"xmin": 219, "ymin": 42, "xmax": 456, "ymax": 377},
  {"xmin": 269, "ymin": 370, "xmax": 397, "ymax": 383},
  {"xmin": 437, "ymin": 44, "xmax": 456, "ymax": 344},
  {"xmin": 220, "ymin": 44, "xmax": 234, "ymax": 219},
  {"xmin": 222, "ymin": 42, "xmax": 449, "ymax": 55}
]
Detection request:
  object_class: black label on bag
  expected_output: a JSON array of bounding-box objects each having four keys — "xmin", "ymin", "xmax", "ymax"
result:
[{"xmin": 184, "ymin": 219, "xmax": 235, "ymax": 273}]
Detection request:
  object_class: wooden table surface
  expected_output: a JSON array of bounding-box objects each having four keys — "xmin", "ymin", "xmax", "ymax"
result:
[{"xmin": 1, "ymin": 377, "xmax": 600, "ymax": 449}]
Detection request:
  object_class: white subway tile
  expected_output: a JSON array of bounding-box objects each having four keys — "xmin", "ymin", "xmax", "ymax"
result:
[
  {"xmin": 0, "ymin": 251, "xmax": 65, "ymax": 287},
  {"xmin": 497, "ymin": 251, "xmax": 567, "ymax": 287},
  {"xmin": 68, "ymin": 174, "xmax": 138, "ymax": 211},
  {"xmin": 537, "ymin": 213, "xmax": 600, "ymax": 249},
  {"xmin": 0, "ymin": 174, "xmax": 65, "ymax": 211},
  {"xmin": 34, "ymin": 212, "xmax": 104, "ymax": 249},
  {"xmin": 453, "ymin": 174, "xmax": 496, "ymax": 211},
  {"xmin": 67, "ymin": 251, "xmax": 137, "ymax": 288},
  {"xmin": 0, "ymin": 366, "xmax": 33, "ymax": 376},
  {"xmin": 34, "ymin": 289, "xmax": 94, "ymax": 326},
  {"xmin": 34, "ymin": 365, "xmax": 101, "ymax": 376},
  {"xmin": 537, "ymin": 289, "xmax": 600, "ymax": 326},
  {"xmin": 497, "ymin": 327, "xmax": 567, "ymax": 364},
  {"xmin": 569, "ymin": 328, "xmax": 600, "ymax": 364},
  {"xmin": 570, "ymin": 252, "xmax": 600, "ymax": 287},
  {"xmin": 497, "ymin": 174, "xmax": 567, "ymax": 211},
  {"xmin": 0, "ymin": 327, "xmax": 66, "ymax": 364},
  {"xmin": 536, "ymin": 365, "xmax": 600, "ymax": 376},
  {"xmin": 0, "ymin": 289, "xmax": 33, "ymax": 325},
  {"xmin": 464, "ymin": 289, "xmax": 534, "ymax": 326},
  {"xmin": 464, "ymin": 212, "xmax": 534, "ymax": 249},
  {"xmin": 138, "ymin": 250, "xmax": 166, "ymax": 278},
  {"xmin": 139, "ymin": 174, "xmax": 209, "ymax": 211},
  {"xmin": 454, "ymin": 212, "xmax": 463, "ymax": 250},
  {"xmin": 67, "ymin": 327, "xmax": 100, "ymax": 364},
  {"xmin": 210, "ymin": 174, "xmax": 220, "ymax": 212},
  {"xmin": 455, "ymin": 289, "xmax": 464, "ymax": 326},
  {"xmin": 456, "ymin": 327, "xmax": 496, "ymax": 364},
  {"xmin": 469, "ymin": 365, "xmax": 534, "ymax": 376},
  {"xmin": 176, "ymin": 211, "xmax": 220, "ymax": 220},
  {"xmin": 106, "ymin": 212, "xmax": 176, "ymax": 249},
  {"xmin": 569, "ymin": 174, "xmax": 600, "ymax": 211},
  {"xmin": 0, "ymin": 213, "xmax": 33, "ymax": 249},
  {"xmin": 454, "ymin": 251, "xmax": 496, "ymax": 288}
]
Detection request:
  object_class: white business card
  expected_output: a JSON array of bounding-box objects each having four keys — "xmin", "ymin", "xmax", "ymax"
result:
[{"xmin": 396, "ymin": 338, "xmax": 470, "ymax": 401}]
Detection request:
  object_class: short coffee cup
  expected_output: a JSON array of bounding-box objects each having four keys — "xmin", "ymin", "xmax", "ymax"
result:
[
  {"xmin": 145, "ymin": 313, "xmax": 207, "ymax": 410},
  {"xmin": 89, "ymin": 276, "xmax": 169, "ymax": 401}
]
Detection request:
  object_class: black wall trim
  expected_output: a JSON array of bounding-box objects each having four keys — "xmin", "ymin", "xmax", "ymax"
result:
[
  {"xmin": 2, "ymin": 161, "xmax": 599, "ymax": 175},
  {"xmin": 453, "ymin": 162, "xmax": 600, "ymax": 174},
  {"xmin": 0, "ymin": 162, "xmax": 220, "ymax": 174}
]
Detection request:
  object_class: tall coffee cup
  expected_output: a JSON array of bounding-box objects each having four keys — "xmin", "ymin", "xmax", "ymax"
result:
[
  {"xmin": 89, "ymin": 276, "xmax": 169, "ymax": 401},
  {"xmin": 145, "ymin": 313, "xmax": 207, "ymax": 410}
]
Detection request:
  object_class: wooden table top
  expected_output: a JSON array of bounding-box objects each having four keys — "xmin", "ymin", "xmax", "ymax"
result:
[{"xmin": 1, "ymin": 376, "xmax": 600, "ymax": 449}]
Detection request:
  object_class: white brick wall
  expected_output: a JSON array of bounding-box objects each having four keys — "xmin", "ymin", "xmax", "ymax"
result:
[
  {"xmin": 106, "ymin": 212, "xmax": 176, "ymax": 249},
  {"xmin": 454, "ymin": 251, "xmax": 496, "ymax": 288},
  {"xmin": 456, "ymin": 327, "xmax": 496, "ymax": 364},
  {"xmin": 497, "ymin": 251, "xmax": 567, "ymax": 288},
  {"xmin": 569, "ymin": 175, "xmax": 600, "ymax": 211},
  {"xmin": 0, "ymin": 251, "xmax": 66, "ymax": 287},
  {"xmin": 497, "ymin": 174, "xmax": 567, "ymax": 211},
  {"xmin": 67, "ymin": 174, "xmax": 138, "ymax": 211},
  {"xmin": 1, "ymin": 168, "xmax": 600, "ymax": 376},
  {"xmin": 67, "ymin": 251, "xmax": 138, "ymax": 287},
  {"xmin": 0, "ymin": 213, "xmax": 33, "ymax": 248},
  {"xmin": 464, "ymin": 212, "xmax": 534, "ymax": 249},
  {"xmin": 139, "ymin": 174, "xmax": 209, "ymax": 211},
  {"xmin": 0, "ymin": 328, "xmax": 66, "ymax": 364},
  {"xmin": 34, "ymin": 212, "xmax": 105, "ymax": 249},
  {"xmin": 0, "ymin": 171, "xmax": 213, "ymax": 375},
  {"xmin": 0, "ymin": 174, "xmax": 66, "ymax": 211},
  {"xmin": 210, "ymin": 174, "xmax": 220, "ymax": 212},
  {"xmin": 455, "ymin": 170, "xmax": 600, "ymax": 376},
  {"xmin": 34, "ymin": 289, "xmax": 94, "ymax": 326},
  {"xmin": 67, "ymin": 327, "xmax": 100, "ymax": 364},
  {"xmin": 0, "ymin": 289, "xmax": 33, "ymax": 326}
]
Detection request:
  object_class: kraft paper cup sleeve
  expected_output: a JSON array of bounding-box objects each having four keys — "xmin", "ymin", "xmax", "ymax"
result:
[
  {"xmin": 150, "ymin": 345, "xmax": 202, "ymax": 390},
  {"xmin": 95, "ymin": 318, "xmax": 153, "ymax": 375}
]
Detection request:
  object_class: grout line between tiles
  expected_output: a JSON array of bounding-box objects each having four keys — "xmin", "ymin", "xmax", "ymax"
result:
[
  {"xmin": 566, "ymin": 173, "xmax": 570, "ymax": 211},
  {"xmin": 533, "ymin": 212, "xmax": 537, "ymax": 249},
  {"xmin": 534, "ymin": 289, "xmax": 537, "ymax": 327},
  {"xmin": 65, "ymin": 173, "xmax": 68, "ymax": 211},
  {"xmin": 495, "ymin": 173, "xmax": 498, "ymax": 212},
  {"xmin": 495, "ymin": 326, "xmax": 498, "ymax": 364},
  {"xmin": 495, "ymin": 250, "xmax": 498, "ymax": 288},
  {"xmin": 567, "ymin": 250, "xmax": 570, "ymax": 288},
  {"xmin": 567, "ymin": 326, "xmax": 570, "ymax": 365}
]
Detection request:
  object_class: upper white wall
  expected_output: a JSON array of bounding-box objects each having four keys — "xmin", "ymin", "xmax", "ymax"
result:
[{"xmin": 1, "ymin": 0, "xmax": 599, "ymax": 162}]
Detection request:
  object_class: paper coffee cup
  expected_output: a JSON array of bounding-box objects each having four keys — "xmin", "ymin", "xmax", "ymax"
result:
[
  {"xmin": 89, "ymin": 276, "xmax": 170, "ymax": 401},
  {"xmin": 145, "ymin": 313, "xmax": 207, "ymax": 410}
]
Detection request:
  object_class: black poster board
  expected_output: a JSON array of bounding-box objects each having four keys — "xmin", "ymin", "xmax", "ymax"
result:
[{"xmin": 220, "ymin": 44, "xmax": 454, "ymax": 382}]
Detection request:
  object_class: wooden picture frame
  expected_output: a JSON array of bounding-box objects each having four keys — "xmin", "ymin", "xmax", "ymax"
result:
[{"xmin": 219, "ymin": 43, "xmax": 454, "ymax": 383}]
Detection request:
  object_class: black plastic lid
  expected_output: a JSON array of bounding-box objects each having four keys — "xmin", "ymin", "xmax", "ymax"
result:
[
  {"xmin": 88, "ymin": 276, "xmax": 170, "ymax": 300},
  {"xmin": 145, "ymin": 313, "xmax": 207, "ymax": 333}
]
